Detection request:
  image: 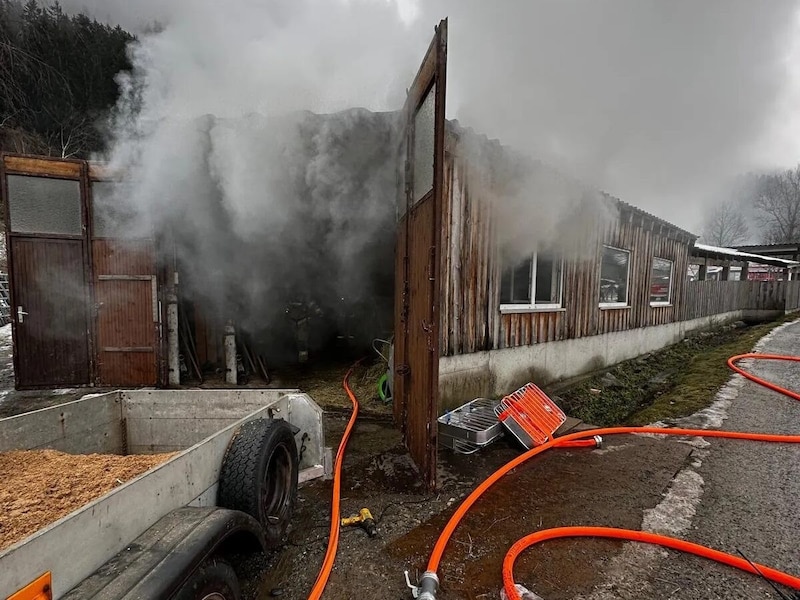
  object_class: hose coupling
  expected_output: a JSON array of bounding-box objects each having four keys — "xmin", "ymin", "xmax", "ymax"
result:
[
  {"xmin": 405, "ymin": 570, "xmax": 439, "ymax": 599},
  {"xmin": 593, "ymin": 435, "xmax": 604, "ymax": 448}
]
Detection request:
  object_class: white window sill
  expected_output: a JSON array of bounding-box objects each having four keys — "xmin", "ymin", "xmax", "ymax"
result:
[
  {"xmin": 599, "ymin": 303, "xmax": 630, "ymax": 310},
  {"xmin": 500, "ymin": 305, "xmax": 565, "ymax": 314},
  {"xmin": 650, "ymin": 302, "xmax": 672, "ymax": 308}
]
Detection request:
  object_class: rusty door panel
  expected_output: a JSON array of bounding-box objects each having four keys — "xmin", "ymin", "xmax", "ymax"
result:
[
  {"xmin": 393, "ymin": 214, "xmax": 409, "ymax": 428},
  {"xmin": 394, "ymin": 19, "xmax": 447, "ymax": 490},
  {"xmin": 92, "ymin": 239, "xmax": 158, "ymax": 386},
  {"xmin": 404, "ymin": 195, "xmax": 437, "ymax": 482},
  {"xmin": 10, "ymin": 238, "xmax": 90, "ymax": 387}
]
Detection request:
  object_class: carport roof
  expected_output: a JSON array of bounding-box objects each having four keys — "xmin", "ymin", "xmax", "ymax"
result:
[{"xmin": 692, "ymin": 242, "xmax": 799, "ymax": 267}]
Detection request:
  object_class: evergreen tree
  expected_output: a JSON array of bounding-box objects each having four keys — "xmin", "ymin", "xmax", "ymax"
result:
[{"xmin": 0, "ymin": 0, "xmax": 135, "ymax": 157}]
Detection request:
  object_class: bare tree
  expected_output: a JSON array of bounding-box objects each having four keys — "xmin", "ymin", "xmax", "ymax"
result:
[
  {"xmin": 701, "ymin": 200, "xmax": 749, "ymax": 247},
  {"xmin": 754, "ymin": 165, "xmax": 800, "ymax": 243}
]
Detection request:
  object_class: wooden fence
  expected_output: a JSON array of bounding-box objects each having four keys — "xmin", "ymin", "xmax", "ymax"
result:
[{"xmin": 682, "ymin": 279, "xmax": 800, "ymax": 321}]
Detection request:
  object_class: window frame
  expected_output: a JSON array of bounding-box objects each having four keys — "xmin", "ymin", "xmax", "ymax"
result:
[
  {"xmin": 649, "ymin": 256, "xmax": 674, "ymax": 307},
  {"xmin": 599, "ymin": 244, "xmax": 631, "ymax": 309},
  {"xmin": 500, "ymin": 251, "xmax": 565, "ymax": 313}
]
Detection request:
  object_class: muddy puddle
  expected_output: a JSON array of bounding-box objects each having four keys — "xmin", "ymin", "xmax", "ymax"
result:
[{"xmin": 238, "ymin": 418, "xmax": 694, "ymax": 600}]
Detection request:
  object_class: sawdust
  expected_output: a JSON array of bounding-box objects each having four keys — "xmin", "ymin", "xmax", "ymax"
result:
[{"xmin": 0, "ymin": 449, "xmax": 175, "ymax": 551}]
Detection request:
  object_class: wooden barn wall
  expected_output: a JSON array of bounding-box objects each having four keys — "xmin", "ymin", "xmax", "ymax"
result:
[
  {"xmin": 439, "ymin": 153, "xmax": 694, "ymax": 355},
  {"xmin": 439, "ymin": 151, "xmax": 501, "ymax": 356}
]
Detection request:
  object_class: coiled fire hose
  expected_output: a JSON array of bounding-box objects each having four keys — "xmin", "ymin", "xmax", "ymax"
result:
[{"xmin": 414, "ymin": 353, "xmax": 800, "ymax": 600}]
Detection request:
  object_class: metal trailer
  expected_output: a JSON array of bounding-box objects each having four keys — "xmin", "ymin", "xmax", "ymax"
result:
[{"xmin": 0, "ymin": 389, "xmax": 327, "ymax": 600}]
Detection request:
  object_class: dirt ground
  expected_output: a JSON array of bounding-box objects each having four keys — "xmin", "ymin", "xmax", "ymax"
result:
[{"xmin": 235, "ymin": 417, "xmax": 695, "ymax": 600}]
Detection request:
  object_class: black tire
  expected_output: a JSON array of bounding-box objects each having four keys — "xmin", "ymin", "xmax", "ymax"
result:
[
  {"xmin": 218, "ymin": 419, "xmax": 299, "ymax": 547},
  {"xmin": 173, "ymin": 557, "xmax": 241, "ymax": 600}
]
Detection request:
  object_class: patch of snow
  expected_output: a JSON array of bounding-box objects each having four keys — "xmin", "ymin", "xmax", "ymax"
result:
[
  {"xmin": 52, "ymin": 388, "xmax": 76, "ymax": 395},
  {"xmin": 641, "ymin": 469, "xmax": 704, "ymax": 536},
  {"xmin": 579, "ymin": 467, "xmax": 705, "ymax": 600},
  {"xmin": 752, "ymin": 318, "xmax": 800, "ymax": 351},
  {"xmin": 678, "ymin": 436, "xmax": 711, "ymax": 449},
  {"xmin": 0, "ymin": 323, "xmax": 11, "ymax": 343},
  {"xmin": 672, "ymin": 373, "xmax": 746, "ymax": 430}
]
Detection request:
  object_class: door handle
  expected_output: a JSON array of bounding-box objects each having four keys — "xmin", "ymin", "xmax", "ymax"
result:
[{"xmin": 17, "ymin": 306, "xmax": 28, "ymax": 323}]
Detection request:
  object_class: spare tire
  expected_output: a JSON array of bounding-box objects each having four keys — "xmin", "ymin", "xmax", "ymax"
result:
[{"xmin": 218, "ymin": 419, "xmax": 299, "ymax": 547}]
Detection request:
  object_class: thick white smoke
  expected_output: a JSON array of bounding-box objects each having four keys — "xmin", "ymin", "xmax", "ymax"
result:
[
  {"xmin": 421, "ymin": 0, "xmax": 800, "ymax": 231},
  {"xmin": 89, "ymin": 0, "xmax": 431, "ymax": 360},
  {"xmin": 51, "ymin": 0, "xmax": 800, "ymax": 359}
]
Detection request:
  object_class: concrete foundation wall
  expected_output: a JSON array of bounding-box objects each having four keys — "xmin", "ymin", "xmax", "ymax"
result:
[
  {"xmin": 0, "ymin": 393, "xmax": 124, "ymax": 454},
  {"xmin": 439, "ymin": 310, "xmax": 770, "ymax": 411}
]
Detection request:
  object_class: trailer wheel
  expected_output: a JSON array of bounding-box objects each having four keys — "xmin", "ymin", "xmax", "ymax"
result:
[
  {"xmin": 173, "ymin": 557, "xmax": 241, "ymax": 600},
  {"xmin": 218, "ymin": 418, "xmax": 299, "ymax": 546}
]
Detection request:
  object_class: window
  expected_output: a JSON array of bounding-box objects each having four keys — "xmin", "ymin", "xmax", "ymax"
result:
[
  {"xmin": 650, "ymin": 257, "xmax": 673, "ymax": 305},
  {"xmin": 500, "ymin": 252, "xmax": 563, "ymax": 311},
  {"xmin": 412, "ymin": 83, "xmax": 435, "ymax": 204},
  {"xmin": 7, "ymin": 175, "xmax": 82, "ymax": 235},
  {"xmin": 599, "ymin": 245, "xmax": 630, "ymax": 307}
]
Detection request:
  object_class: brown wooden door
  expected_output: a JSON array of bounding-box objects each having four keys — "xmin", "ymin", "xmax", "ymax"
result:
[
  {"xmin": 3, "ymin": 164, "xmax": 92, "ymax": 389},
  {"xmin": 10, "ymin": 238, "xmax": 90, "ymax": 387},
  {"xmin": 90, "ymin": 179, "xmax": 160, "ymax": 387},
  {"xmin": 92, "ymin": 240, "xmax": 158, "ymax": 386},
  {"xmin": 393, "ymin": 19, "xmax": 448, "ymax": 490}
]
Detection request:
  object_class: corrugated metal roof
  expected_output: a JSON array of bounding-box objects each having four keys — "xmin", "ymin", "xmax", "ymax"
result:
[{"xmin": 613, "ymin": 197, "xmax": 697, "ymax": 242}]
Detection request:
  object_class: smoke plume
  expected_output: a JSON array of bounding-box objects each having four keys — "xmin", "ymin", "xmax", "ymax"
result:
[
  {"xmin": 420, "ymin": 0, "xmax": 800, "ymax": 232},
  {"xmin": 52, "ymin": 0, "xmax": 800, "ymax": 361}
]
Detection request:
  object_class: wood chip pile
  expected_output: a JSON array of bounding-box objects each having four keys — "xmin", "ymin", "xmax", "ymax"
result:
[{"xmin": 0, "ymin": 449, "xmax": 174, "ymax": 551}]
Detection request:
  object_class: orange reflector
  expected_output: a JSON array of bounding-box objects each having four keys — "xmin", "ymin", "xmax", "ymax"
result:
[
  {"xmin": 495, "ymin": 383, "xmax": 567, "ymax": 448},
  {"xmin": 8, "ymin": 573, "xmax": 52, "ymax": 600}
]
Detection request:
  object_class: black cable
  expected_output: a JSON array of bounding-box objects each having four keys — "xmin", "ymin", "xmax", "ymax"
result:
[{"xmin": 736, "ymin": 548, "xmax": 794, "ymax": 600}]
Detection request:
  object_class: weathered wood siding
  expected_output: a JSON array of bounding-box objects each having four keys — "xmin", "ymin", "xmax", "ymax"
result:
[
  {"xmin": 786, "ymin": 280, "xmax": 800, "ymax": 311},
  {"xmin": 680, "ymin": 279, "xmax": 799, "ymax": 318},
  {"xmin": 439, "ymin": 152, "xmax": 500, "ymax": 355},
  {"xmin": 680, "ymin": 280, "xmax": 748, "ymax": 320},
  {"xmin": 439, "ymin": 151, "xmax": 693, "ymax": 355}
]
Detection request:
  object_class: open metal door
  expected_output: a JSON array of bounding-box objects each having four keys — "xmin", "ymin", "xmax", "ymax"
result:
[{"xmin": 394, "ymin": 19, "xmax": 447, "ymax": 490}]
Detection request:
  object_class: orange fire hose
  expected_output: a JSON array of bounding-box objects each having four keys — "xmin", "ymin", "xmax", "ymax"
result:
[
  {"xmin": 419, "ymin": 354, "xmax": 800, "ymax": 600},
  {"xmin": 307, "ymin": 364, "xmax": 360, "ymax": 600},
  {"xmin": 308, "ymin": 366, "xmax": 599, "ymax": 599},
  {"xmin": 728, "ymin": 353, "xmax": 800, "ymax": 400},
  {"xmin": 502, "ymin": 527, "xmax": 800, "ymax": 594}
]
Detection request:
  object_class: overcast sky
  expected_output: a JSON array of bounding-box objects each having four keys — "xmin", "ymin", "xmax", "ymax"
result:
[{"xmin": 56, "ymin": 0, "xmax": 800, "ymax": 233}]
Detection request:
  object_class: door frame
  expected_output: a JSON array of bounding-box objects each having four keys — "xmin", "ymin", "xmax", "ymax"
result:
[{"xmin": 1, "ymin": 154, "xmax": 96, "ymax": 389}]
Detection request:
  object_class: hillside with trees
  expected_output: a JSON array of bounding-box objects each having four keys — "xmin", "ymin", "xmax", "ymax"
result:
[{"xmin": 0, "ymin": 0, "xmax": 134, "ymax": 158}]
